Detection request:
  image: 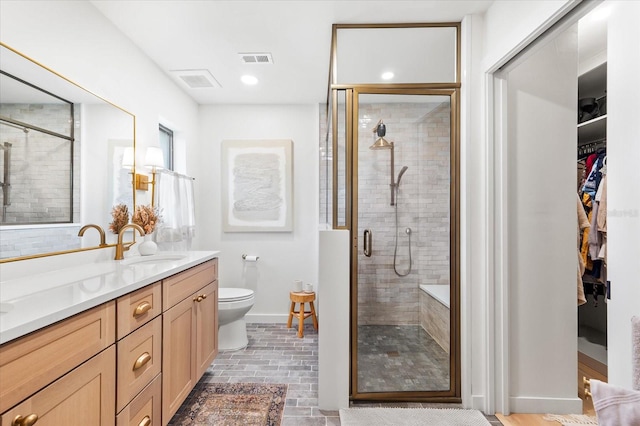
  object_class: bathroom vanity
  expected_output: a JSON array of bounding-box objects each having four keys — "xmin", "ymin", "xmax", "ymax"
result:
[{"xmin": 0, "ymin": 251, "xmax": 219, "ymax": 426}]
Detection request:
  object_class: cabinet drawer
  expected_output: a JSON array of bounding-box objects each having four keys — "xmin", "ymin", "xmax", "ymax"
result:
[
  {"xmin": 1, "ymin": 346, "xmax": 115, "ymax": 426},
  {"xmin": 117, "ymin": 374, "xmax": 161, "ymax": 426},
  {"xmin": 0, "ymin": 302, "xmax": 115, "ymax": 413},
  {"xmin": 163, "ymin": 259, "xmax": 217, "ymax": 310},
  {"xmin": 117, "ymin": 282, "xmax": 162, "ymax": 339},
  {"xmin": 117, "ymin": 316, "xmax": 162, "ymax": 412}
]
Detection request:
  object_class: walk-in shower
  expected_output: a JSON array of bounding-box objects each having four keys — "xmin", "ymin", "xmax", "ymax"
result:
[
  {"xmin": 353, "ymin": 95, "xmax": 456, "ymax": 398},
  {"xmin": 326, "ymin": 22, "xmax": 461, "ymax": 403}
]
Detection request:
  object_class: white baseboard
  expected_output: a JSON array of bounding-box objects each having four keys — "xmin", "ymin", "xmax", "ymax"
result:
[
  {"xmin": 509, "ymin": 396, "xmax": 583, "ymax": 414},
  {"xmin": 470, "ymin": 395, "xmax": 486, "ymax": 412},
  {"xmin": 245, "ymin": 313, "xmax": 289, "ymax": 323}
]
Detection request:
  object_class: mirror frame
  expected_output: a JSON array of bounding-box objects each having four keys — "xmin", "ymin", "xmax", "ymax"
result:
[{"xmin": 0, "ymin": 42, "xmax": 137, "ymax": 263}]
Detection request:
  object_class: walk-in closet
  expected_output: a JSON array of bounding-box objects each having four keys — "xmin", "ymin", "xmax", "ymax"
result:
[{"xmin": 576, "ymin": 6, "xmax": 608, "ymax": 411}]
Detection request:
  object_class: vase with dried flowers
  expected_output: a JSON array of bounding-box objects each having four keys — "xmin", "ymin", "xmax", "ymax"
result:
[
  {"xmin": 132, "ymin": 204, "xmax": 161, "ymax": 255},
  {"xmin": 109, "ymin": 204, "xmax": 129, "ymax": 234}
]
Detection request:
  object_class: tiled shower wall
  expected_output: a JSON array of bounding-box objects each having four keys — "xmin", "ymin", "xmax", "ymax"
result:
[
  {"xmin": 320, "ymin": 101, "xmax": 451, "ymax": 326},
  {"xmin": 0, "ymin": 104, "xmax": 81, "ymax": 258}
]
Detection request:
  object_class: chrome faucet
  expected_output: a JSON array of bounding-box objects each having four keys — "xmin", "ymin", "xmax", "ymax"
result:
[
  {"xmin": 78, "ymin": 224, "xmax": 107, "ymax": 247},
  {"xmin": 114, "ymin": 223, "xmax": 145, "ymax": 260}
]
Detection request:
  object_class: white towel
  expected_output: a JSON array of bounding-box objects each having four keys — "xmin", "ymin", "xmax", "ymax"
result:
[
  {"xmin": 633, "ymin": 316, "xmax": 640, "ymax": 391},
  {"xmin": 590, "ymin": 379, "xmax": 640, "ymax": 426},
  {"xmin": 155, "ymin": 170, "xmax": 196, "ymax": 250}
]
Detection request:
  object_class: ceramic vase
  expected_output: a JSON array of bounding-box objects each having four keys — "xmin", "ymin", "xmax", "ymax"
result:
[{"xmin": 138, "ymin": 233, "xmax": 158, "ymax": 256}]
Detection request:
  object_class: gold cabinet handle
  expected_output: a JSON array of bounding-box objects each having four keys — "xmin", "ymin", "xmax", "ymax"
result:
[
  {"xmin": 193, "ymin": 295, "xmax": 203, "ymax": 302},
  {"xmin": 133, "ymin": 352, "xmax": 151, "ymax": 371},
  {"xmin": 12, "ymin": 414, "xmax": 39, "ymax": 426},
  {"xmin": 201, "ymin": 293, "xmax": 207, "ymax": 299},
  {"xmin": 133, "ymin": 301, "xmax": 152, "ymax": 317},
  {"xmin": 138, "ymin": 415, "xmax": 151, "ymax": 426}
]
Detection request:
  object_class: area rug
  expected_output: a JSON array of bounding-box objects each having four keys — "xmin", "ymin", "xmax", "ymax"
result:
[
  {"xmin": 339, "ymin": 408, "xmax": 491, "ymax": 425},
  {"xmin": 169, "ymin": 382, "xmax": 287, "ymax": 426},
  {"xmin": 543, "ymin": 414, "xmax": 598, "ymax": 425}
]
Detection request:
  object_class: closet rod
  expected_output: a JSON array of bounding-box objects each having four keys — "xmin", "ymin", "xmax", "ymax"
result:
[{"xmin": 578, "ymin": 137, "xmax": 606, "ymax": 147}]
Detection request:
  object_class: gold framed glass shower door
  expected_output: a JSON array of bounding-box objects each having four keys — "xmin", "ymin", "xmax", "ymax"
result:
[{"xmin": 350, "ymin": 89, "xmax": 460, "ymax": 401}]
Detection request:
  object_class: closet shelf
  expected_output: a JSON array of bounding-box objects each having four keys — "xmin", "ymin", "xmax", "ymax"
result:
[
  {"xmin": 578, "ymin": 114, "xmax": 607, "ymax": 143},
  {"xmin": 577, "ymin": 114, "xmax": 607, "ymax": 128}
]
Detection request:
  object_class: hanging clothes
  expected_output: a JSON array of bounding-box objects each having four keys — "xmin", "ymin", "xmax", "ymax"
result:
[
  {"xmin": 597, "ymin": 173, "xmax": 608, "ymax": 265},
  {"xmin": 577, "ymin": 193, "xmax": 590, "ymax": 306},
  {"xmin": 580, "ymin": 192, "xmax": 593, "ymax": 270},
  {"xmin": 582, "ymin": 152, "xmax": 606, "ymax": 198}
]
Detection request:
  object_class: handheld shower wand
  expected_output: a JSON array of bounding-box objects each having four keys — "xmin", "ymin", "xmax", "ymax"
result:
[{"xmin": 397, "ymin": 166, "xmax": 408, "ymax": 186}]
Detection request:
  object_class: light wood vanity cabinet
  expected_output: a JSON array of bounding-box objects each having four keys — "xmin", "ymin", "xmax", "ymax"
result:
[
  {"xmin": 162, "ymin": 260, "xmax": 218, "ymax": 424},
  {"xmin": 116, "ymin": 375, "xmax": 162, "ymax": 426},
  {"xmin": 0, "ymin": 302, "xmax": 116, "ymax": 415},
  {"xmin": 0, "ymin": 257, "xmax": 218, "ymax": 426},
  {"xmin": 116, "ymin": 315, "xmax": 162, "ymax": 412},
  {"xmin": 116, "ymin": 282, "xmax": 162, "ymax": 340},
  {"xmin": 1, "ymin": 346, "xmax": 116, "ymax": 426},
  {"xmin": 0, "ymin": 302, "xmax": 116, "ymax": 426},
  {"xmin": 116, "ymin": 281, "xmax": 162, "ymax": 425}
]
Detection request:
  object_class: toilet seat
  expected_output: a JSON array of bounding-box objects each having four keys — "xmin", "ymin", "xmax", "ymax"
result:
[{"xmin": 219, "ymin": 288, "xmax": 254, "ymax": 302}]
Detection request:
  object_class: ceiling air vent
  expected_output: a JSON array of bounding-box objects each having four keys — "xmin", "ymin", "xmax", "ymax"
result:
[
  {"xmin": 239, "ymin": 52, "xmax": 274, "ymax": 64},
  {"xmin": 170, "ymin": 69, "xmax": 222, "ymax": 89}
]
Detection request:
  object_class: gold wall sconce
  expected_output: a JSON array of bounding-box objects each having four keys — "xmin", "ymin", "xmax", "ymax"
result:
[
  {"xmin": 122, "ymin": 147, "xmax": 150, "ymax": 191},
  {"xmin": 144, "ymin": 146, "xmax": 164, "ymax": 207},
  {"xmin": 135, "ymin": 174, "xmax": 149, "ymax": 190}
]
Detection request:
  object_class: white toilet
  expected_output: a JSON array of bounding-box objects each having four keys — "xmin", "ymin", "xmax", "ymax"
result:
[{"xmin": 218, "ymin": 287, "xmax": 255, "ymax": 351}]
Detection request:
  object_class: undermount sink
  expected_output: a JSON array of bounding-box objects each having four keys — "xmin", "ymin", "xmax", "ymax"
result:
[{"xmin": 121, "ymin": 253, "xmax": 187, "ymax": 266}]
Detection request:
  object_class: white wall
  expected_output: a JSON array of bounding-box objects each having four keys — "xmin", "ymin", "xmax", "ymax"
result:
[
  {"xmin": 461, "ymin": 12, "xmax": 489, "ymax": 411},
  {"xmin": 482, "ymin": 0, "xmax": 580, "ymax": 72},
  {"xmin": 502, "ymin": 24, "xmax": 581, "ymax": 413},
  {"xmin": 0, "ymin": 0, "xmax": 199, "ymax": 224},
  {"xmin": 474, "ymin": 0, "xmax": 578, "ymax": 414},
  {"xmin": 478, "ymin": 0, "xmax": 640, "ymax": 413},
  {"xmin": 196, "ymin": 104, "xmax": 319, "ymax": 322},
  {"xmin": 606, "ymin": 0, "xmax": 640, "ymax": 389}
]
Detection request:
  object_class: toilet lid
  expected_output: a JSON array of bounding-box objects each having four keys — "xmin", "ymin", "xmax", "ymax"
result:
[{"xmin": 219, "ymin": 287, "xmax": 254, "ymax": 302}]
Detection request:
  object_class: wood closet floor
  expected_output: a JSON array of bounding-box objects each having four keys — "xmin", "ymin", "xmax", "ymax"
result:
[{"xmin": 496, "ymin": 400, "xmax": 595, "ymax": 425}]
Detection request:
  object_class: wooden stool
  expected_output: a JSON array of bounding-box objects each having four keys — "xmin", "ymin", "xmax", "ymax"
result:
[{"xmin": 287, "ymin": 291, "xmax": 318, "ymax": 338}]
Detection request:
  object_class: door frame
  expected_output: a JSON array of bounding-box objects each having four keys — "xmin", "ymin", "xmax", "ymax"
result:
[
  {"xmin": 487, "ymin": 1, "xmax": 605, "ymax": 415},
  {"xmin": 348, "ymin": 87, "xmax": 461, "ymax": 402}
]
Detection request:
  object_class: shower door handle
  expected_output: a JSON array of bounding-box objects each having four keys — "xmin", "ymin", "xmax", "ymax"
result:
[{"xmin": 363, "ymin": 229, "xmax": 372, "ymax": 257}]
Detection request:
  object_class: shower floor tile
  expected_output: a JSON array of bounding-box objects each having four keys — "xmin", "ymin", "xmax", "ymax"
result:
[{"xmin": 357, "ymin": 325, "xmax": 450, "ymax": 392}]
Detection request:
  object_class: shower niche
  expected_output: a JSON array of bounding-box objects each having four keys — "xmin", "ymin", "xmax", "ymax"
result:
[{"xmin": 324, "ymin": 23, "xmax": 461, "ymax": 402}]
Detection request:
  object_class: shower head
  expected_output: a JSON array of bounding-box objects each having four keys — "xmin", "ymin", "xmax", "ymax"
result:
[
  {"xmin": 397, "ymin": 166, "xmax": 408, "ymax": 186},
  {"xmin": 369, "ymin": 120, "xmax": 393, "ymax": 150},
  {"xmin": 369, "ymin": 137, "xmax": 393, "ymax": 150}
]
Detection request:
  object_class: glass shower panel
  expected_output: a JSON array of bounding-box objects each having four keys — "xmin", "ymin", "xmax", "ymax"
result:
[
  {"xmin": 336, "ymin": 26, "xmax": 457, "ymax": 84},
  {"xmin": 355, "ymin": 93, "xmax": 452, "ymax": 394},
  {"xmin": 335, "ymin": 89, "xmax": 347, "ymax": 228}
]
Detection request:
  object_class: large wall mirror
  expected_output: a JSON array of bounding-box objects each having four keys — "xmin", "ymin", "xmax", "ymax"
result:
[{"xmin": 0, "ymin": 42, "xmax": 136, "ymax": 261}]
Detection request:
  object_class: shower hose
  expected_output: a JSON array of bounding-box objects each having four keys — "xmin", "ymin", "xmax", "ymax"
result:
[{"xmin": 393, "ymin": 187, "xmax": 412, "ymax": 277}]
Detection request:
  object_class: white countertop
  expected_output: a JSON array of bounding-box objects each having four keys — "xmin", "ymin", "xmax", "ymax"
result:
[{"xmin": 0, "ymin": 250, "xmax": 219, "ymax": 344}]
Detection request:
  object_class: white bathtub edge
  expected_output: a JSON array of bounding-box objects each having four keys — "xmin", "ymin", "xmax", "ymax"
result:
[{"xmin": 420, "ymin": 284, "xmax": 450, "ymax": 309}]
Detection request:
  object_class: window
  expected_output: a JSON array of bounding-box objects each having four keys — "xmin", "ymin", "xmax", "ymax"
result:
[{"xmin": 159, "ymin": 124, "xmax": 174, "ymax": 170}]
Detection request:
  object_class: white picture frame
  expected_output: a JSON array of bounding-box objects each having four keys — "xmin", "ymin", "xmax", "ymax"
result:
[{"xmin": 222, "ymin": 139, "xmax": 293, "ymax": 232}]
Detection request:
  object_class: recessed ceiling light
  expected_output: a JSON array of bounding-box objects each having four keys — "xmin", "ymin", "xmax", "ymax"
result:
[
  {"xmin": 241, "ymin": 75, "xmax": 258, "ymax": 85},
  {"xmin": 381, "ymin": 71, "xmax": 394, "ymax": 80}
]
